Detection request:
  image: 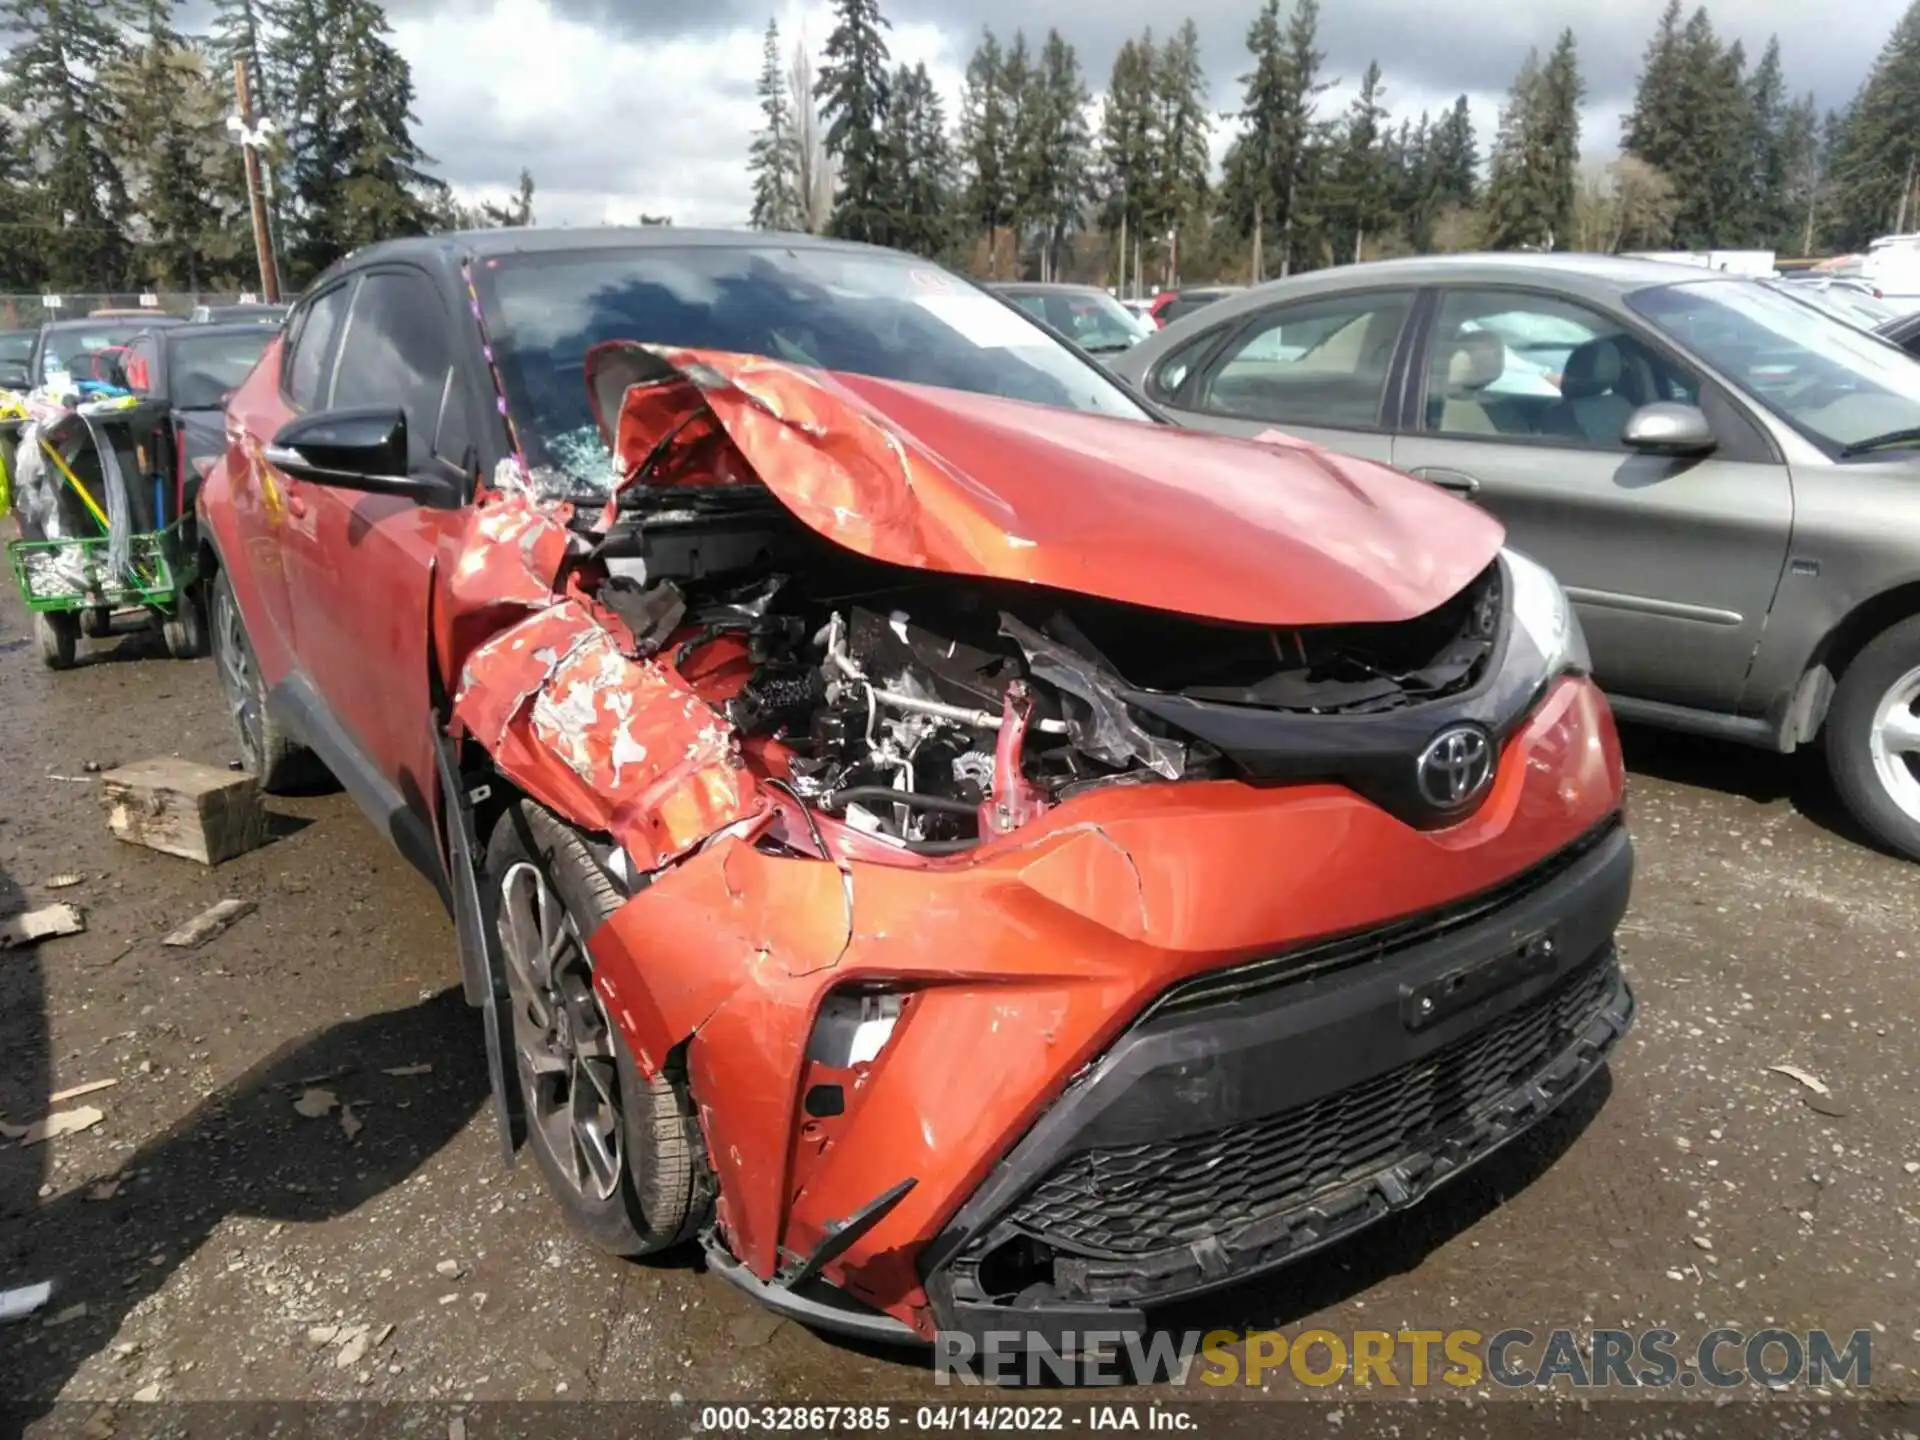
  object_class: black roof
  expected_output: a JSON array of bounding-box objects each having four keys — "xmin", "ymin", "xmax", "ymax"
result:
[{"xmin": 41, "ymin": 314, "xmax": 186, "ymax": 331}]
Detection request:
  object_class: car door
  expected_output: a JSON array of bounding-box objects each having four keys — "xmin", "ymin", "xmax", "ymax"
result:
[
  {"xmin": 279, "ymin": 265, "xmax": 480, "ymax": 837},
  {"xmin": 1145, "ymin": 289, "xmax": 1417, "ymax": 463},
  {"xmin": 1390, "ymin": 286, "xmax": 1793, "ymax": 713},
  {"xmin": 225, "ymin": 278, "xmax": 352, "ymax": 678}
]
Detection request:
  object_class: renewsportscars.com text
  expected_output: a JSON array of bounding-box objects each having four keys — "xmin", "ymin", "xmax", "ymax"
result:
[{"xmin": 934, "ymin": 1327, "xmax": 1872, "ymax": 1389}]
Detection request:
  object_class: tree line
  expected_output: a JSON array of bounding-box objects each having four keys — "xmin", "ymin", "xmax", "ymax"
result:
[
  {"xmin": 0, "ymin": 0, "xmax": 532, "ymax": 296},
  {"xmin": 755, "ymin": 0, "xmax": 1920, "ymax": 287}
]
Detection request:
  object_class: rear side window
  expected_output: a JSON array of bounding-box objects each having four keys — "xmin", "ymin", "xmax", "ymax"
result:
[
  {"xmin": 331, "ymin": 270, "xmax": 457, "ymax": 470},
  {"xmin": 1192, "ymin": 291, "xmax": 1414, "ymax": 429},
  {"xmin": 286, "ymin": 285, "xmax": 351, "ymax": 408}
]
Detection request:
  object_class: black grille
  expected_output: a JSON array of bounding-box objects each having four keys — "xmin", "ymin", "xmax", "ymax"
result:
[
  {"xmin": 1000, "ymin": 951, "xmax": 1619, "ymax": 1258},
  {"xmin": 1148, "ymin": 819, "xmax": 1621, "ymax": 1016}
]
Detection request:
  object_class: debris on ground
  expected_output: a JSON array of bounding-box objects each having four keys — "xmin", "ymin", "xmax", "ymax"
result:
[
  {"xmin": 381, "ymin": 1063, "xmax": 432, "ymax": 1077},
  {"xmin": 0, "ymin": 903, "xmax": 85, "ymax": 949},
  {"xmin": 292, "ymin": 1088, "xmax": 338, "ymax": 1119},
  {"xmin": 434, "ymin": 1259, "xmax": 461, "ymax": 1278},
  {"xmin": 306, "ymin": 1324, "xmax": 340, "ymax": 1349},
  {"xmin": 335, "ymin": 1326, "xmax": 370, "ymax": 1369},
  {"xmin": 85, "ymin": 1179, "xmax": 120, "ymax": 1202},
  {"xmin": 161, "ymin": 898, "xmax": 255, "ymax": 949},
  {"xmin": 1767, "ymin": 1062, "xmax": 1831, "ymax": 1096},
  {"xmin": 47, "ymin": 1303, "xmax": 87, "ymax": 1327},
  {"xmin": 0, "ymin": 1282, "xmax": 53, "ymax": 1323},
  {"xmin": 101, "ymin": 758, "xmax": 268, "ymax": 866},
  {"xmin": 44, "ymin": 874, "xmax": 82, "ymax": 890},
  {"xmin": 131, "ymin": 1383, "xmax": 160, "ymax": 1402},
  {"xmin": 0, "ymin": 1105, "xmax": 105, "ymax": 1146},
  {"xmin": 340, "ymin": 1104, "xmax": 363, "ymax": 1142},
  {"xmin": 48, "ymin": 1079, "xmax": 116, "ymax": 1104}
]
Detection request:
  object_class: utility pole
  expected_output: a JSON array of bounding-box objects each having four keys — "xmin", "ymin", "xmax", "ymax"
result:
[{"xmin": 233, "ymin": 59, "xmax": 281, "ymax": 302}]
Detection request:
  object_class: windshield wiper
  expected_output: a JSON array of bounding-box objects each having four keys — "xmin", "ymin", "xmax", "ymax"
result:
[{"xmin": 1839, "ymin": 426, "xmax": 1920, "ymax": 457}]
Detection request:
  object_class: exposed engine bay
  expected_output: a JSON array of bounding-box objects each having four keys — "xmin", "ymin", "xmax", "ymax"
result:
[{"xmin": 582, "ymin": 484, "xmax": 1506, "ymax": 857}]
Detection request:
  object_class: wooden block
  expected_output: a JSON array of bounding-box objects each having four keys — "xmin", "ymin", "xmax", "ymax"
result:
[{"xmin": 101, "ymin": 758, "xmax": 267, "ymax": 866}]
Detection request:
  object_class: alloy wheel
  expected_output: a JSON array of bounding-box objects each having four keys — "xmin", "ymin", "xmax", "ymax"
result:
[
  {"xmin": 1868, "ymin": 663, "xmax": 1920, "ymax": 827},
  {"xmin": 212, "ymin": 582, "xmax": 262, "ymax": 772},
  {"xmin": 497, "ymin": 860, "xmax": 625, "ymax": 1202}
]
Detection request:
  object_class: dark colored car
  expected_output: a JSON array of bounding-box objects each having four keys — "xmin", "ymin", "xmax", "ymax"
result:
[
  {"xmin": 1876, "ymin": 309, "xmax": 1920, "ymax": 358},
  {"xmin": 190, "ymin": 302, "xmax": 290, "ymax": 325},
  {"xmin": 1148, "ymin": 285, "xmax": 1244, "ymax": 328},
  {"xmin": 121, "ymin": 322, "xmax": 276, "ymax": 504},
  {"xmin": 1112, "ymin": 252, "xmax": 1920, "ymax": 861},
  {"xmin": 0, "ymin": 327, "xmax": 35, "ymax": 388},
  {"xmin": 196, "ymin": 227, "xmax": 1632, "ymax": 1346},
  {"xmin": 989, "ymin": 282, "xmax": 1152, "ymax": 354},
  {"xmin": 28, "ymin": 315, "xmax": 186, "ymax": 394}
]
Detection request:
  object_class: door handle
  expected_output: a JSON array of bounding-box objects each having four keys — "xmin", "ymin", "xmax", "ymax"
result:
[{"xmin": 1409, "ymin": 466, "xmax": 1480, "ymax": 498}]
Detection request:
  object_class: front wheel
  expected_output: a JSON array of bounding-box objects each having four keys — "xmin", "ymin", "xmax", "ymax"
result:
[
  {"xmin": 482, "ymin": 801, "xmax": 707, "ymax": 1257},
  {"xmin": 209, "ymin": 569, "xmax": 312, "ymax": 791},
  {"xmin": 1825, "ymin": 614, "xmax": 1920, "ymax": 861},
  {"xmin": 33, "ymin": 610, "xmax": 77, "ymax": 670}
]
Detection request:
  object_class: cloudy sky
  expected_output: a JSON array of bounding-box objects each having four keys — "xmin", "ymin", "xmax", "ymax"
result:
[{"xmin": 383, "ymin": 0, "xmax": 1911, "ymax": 227}]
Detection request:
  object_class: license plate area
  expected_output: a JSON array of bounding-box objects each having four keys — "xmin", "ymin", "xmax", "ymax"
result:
[{"xmin": 1400, "ymin": 930, "xmax": 1557, "ymax": 1033}]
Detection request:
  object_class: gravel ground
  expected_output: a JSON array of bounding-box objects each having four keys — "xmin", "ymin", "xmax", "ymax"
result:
[{"xmin": 1, "ymin": 586, "xmax": 1918, "ymax": 1433}]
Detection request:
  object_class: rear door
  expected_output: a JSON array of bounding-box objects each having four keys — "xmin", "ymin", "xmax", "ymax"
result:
[
  {"xmin": 1145, "ymin": 289, "xmax": 1417, "ymax": 463},
  {"xmin": 280, "ymin": 264, "xmax": 480, "ymax": 831},
  {"xmin": 1391, "ymin": 285, "xmax": 1793, "ymax": 712}
]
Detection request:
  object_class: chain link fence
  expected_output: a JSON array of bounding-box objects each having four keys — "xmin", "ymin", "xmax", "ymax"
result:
[{"xmin": 0, "ymin": 291, "xmax": 271, "ymax": 329}]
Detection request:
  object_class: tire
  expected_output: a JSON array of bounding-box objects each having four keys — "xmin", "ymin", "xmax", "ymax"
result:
[
  {"xmin": 1825, "ymin": 613, "xmax": 1920, "ymax": 861},
  {"xmin": 482, "ymin": 800, "xmax": 707, "ymax": 1256},
  {"xmin": 33, "ymin": 610, "xmax": 77, "ymax": 670},
  {"xmin": 209, "ymin": 569, "xmax": 312, "ymax": 792},
  {"xmin": 162, "ymin": 585, "xmax": 208, "ymax": 659},
  {"xmin": 79, "ymin": 606, "xmax": 111, "ymax": 639}
]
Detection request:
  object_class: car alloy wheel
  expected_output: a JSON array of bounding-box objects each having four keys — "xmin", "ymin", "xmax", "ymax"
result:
[
  {"xmin": 497, "ymin": 859, "xmax": 625, "ymax": 1203},
  {"xmin": 1868, "ymin": 663, "xmax": 1920, "ymax": 826},
  {"xmin": 212, "ymin": 578, "xmax": 262, "ymax": 772}
]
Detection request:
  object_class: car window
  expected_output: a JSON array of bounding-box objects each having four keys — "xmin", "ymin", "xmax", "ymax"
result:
[
  {"xmin": 475, "ymin": 246, "xmax": 1151, "ymax": 496},
  {"xmin": 331, "ymin": 271, "xmax": 455, "ymax": 469},
  {"xmin": 1148, "ymin": 328, "xmax": 1228, "ymax": 402},
  {"xmin": 1192, "ymin": 291, "xmax": 1414, "ymax": 429},
  {"xmin": 169, "ymin": 330, "xmax": 274, "ymax": 409},
  {"xmin": 286, "ymin": 284, "xmax": 351, "ymax": 409},
  {"xmin": 124, "ymin": 336, "xmax": 159, "ymax": 393},
  {"xmin": 0, "ymin": 331, "xmax": 33, "ymax": 365},
  {"xmin": 1630, "ymin": 279, "xmax": 1920, "ymax": 456},
  {"xmin": 1423, "ymin": 290, "xmax": 1699, "ymax": 448},
  {"xmin": 38, "ymin": 324, "xmax": 157, "ymax": 385}
]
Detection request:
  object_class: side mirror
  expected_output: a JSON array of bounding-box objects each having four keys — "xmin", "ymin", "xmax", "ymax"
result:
[
  {"xmin": 1623, "ymin": 402, "xmax": 1717, "ymax": 457},
  {"xmin": 264, "ymin": 407, "xmax": 458, "ymax": 507}
]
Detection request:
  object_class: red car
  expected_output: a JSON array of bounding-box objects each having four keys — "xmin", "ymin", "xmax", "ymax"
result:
[
  {"xmin": 196, "ymin": 229, "xmax": 1633, "ymax": 1347},
  {"xmin": 1147, "ymin": 285, "xmax": 1245, "ymax": 328}
]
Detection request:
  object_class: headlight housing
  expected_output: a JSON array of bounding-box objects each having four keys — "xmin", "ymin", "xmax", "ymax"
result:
[{"xmin": 1500, "ymin": 547, "xmax": 1591, "ymax": 682}]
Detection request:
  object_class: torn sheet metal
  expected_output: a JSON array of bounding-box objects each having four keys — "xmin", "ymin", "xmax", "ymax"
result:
[
  {"xmin": 447, "ymin": 487, "xmax": 580, "ymax": 613},
  {"xmin": 453, "ymin": 596, "xmax": 764, "ymax": 872}
]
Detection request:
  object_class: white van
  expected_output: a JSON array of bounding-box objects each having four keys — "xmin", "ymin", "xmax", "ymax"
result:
[{"xmin": 1861, "ymin": 235, "xmax": 1920, "ymax": 313}]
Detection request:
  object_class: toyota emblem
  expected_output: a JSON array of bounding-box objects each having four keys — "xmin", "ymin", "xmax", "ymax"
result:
[{"xmin": 1416, "ymin": 725, "xmax": 1494, "ymax": 810}]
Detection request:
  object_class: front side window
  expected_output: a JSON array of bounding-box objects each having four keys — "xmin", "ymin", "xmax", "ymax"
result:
[
  {"xmin": 1630, "ymin": 279, "xmax": 1920, "ymax": 456},
  {"xmin": 331, "ymin": 271, "xmax": 455, "ymax": 468},
  {"xmin": 1031, "ymin": 291, "xmax": 1149, "ymax": 354},
  {"xmin": 168, "ymin": 331, "xmax": 275, "ymax": 410},
  {"xmin": 1423, "ymin": 290, "xmax": 1698, "ymax": 447},
  {"xmin": 473, "ymin": 245, "xmax": 1152, "ymax": 496},
  {"xmin": 1191, "ymin": 291, "xmax": 1413, "ymax": 428},
  {"xmin": 286, "ymin": 284, "xmax": 351, "ymax": 409}
]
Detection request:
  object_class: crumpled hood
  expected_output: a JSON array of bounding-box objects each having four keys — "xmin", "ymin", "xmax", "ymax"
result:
[{"xmin": 585, "ymin": 344, "xmax": 1504, "ymax": 627}]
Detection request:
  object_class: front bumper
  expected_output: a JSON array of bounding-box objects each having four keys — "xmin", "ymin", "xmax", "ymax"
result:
[{"xmin": 923, "ymin": 819, "xmax": 1635, "ymax": 1344}]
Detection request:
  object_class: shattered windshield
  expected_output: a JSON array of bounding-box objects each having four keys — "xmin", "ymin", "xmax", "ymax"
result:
[{"xmin": 474, "ymin": 244, "xmax": 1153, "ymax": 496}]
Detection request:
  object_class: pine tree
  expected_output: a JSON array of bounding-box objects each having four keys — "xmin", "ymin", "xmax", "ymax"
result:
[
  {"xmin": 1622, "ymin": 7, "xmax": 1752, "ymax": 248},
  {"xmin": 815, "ymin": 0, "xmax": 893, "ymax": 244},
  {"xmin": 1001, "ymin": 31, "xmax": 1037, "ymax": 263},
  {"xmin": 210, "ymin": 0, "xmax": 275, "ymax": 113},
  {"xmin": 881, "ymin": 62, "xmax": 955, "ymax": 259},
  {"xmin": 1828, "ymin": 0, "xmax": 1920, "ymax": 247},
  {"xmin": 1275, "ymin": 0, "xmax": 1335, "ymax": 274},
  {"xmin": 1429, "ymin": 95, "xmax": 1479, "ymax": 208},
  {"xmin": 272, "ymin": 0, "xmax": 441, "ymax": 281},
  {"xmin": 959, "ymin": 29, "xmax": 1016, "ymax": 269},
  {"xmin": 1016, "ymin": 30, "xmax": 1091, "ymax": 281},
  {"xmin": 480, "ymin": 168, "xmax": 536, "ymax": 227},
  {"xmin": 1622, "ymin": 0, "xmax": 1686, "ymax": 169},
  {"xmin": 0, "ymin": 118, "xmax": 39, "ymax": 291},
  {"xmin": 749, "ymin": 20, "xmax": 802, "ymax": 231},
  {"xmin": 1224, "ymin": 0, "xmax": 1288, "ymax": 280},
  {"xmin": 1098, "ymin": 33, "xmax": 1158, "ymax": 293},
  {"xmin": 1327, "ymin": 60, "xmax": 1391, "ymax": 262},
  {"xmin": 1, "ymin": 0, "xmax": 140, "ymax": 289},
  {"xmin": 1746, "ymin": 38, "xmax": 1791, "ymax": 248},
  {"xmin": 1150, "ymin": 19, "xmax": 1210, "ymax": 286},
  {"xmin": 1537, "ymin": 29, "xmax": 1585, "ymax": 247},
  {"xmin": 1778, "ymin": 92, "xmax": 1825, "ymax": 253},
  {"xmin": 110, "ymin": 2, "xmax": 245, "ymax": 289},
  {"xmin": 1484, "ymin": 50, "xmax": 1556, "ymax": 250}
]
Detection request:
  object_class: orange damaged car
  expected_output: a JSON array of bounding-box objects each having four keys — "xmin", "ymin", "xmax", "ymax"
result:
[{"xmin": 194, "ymin": 229, "xmax": 1634, "ymax": 1349}]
